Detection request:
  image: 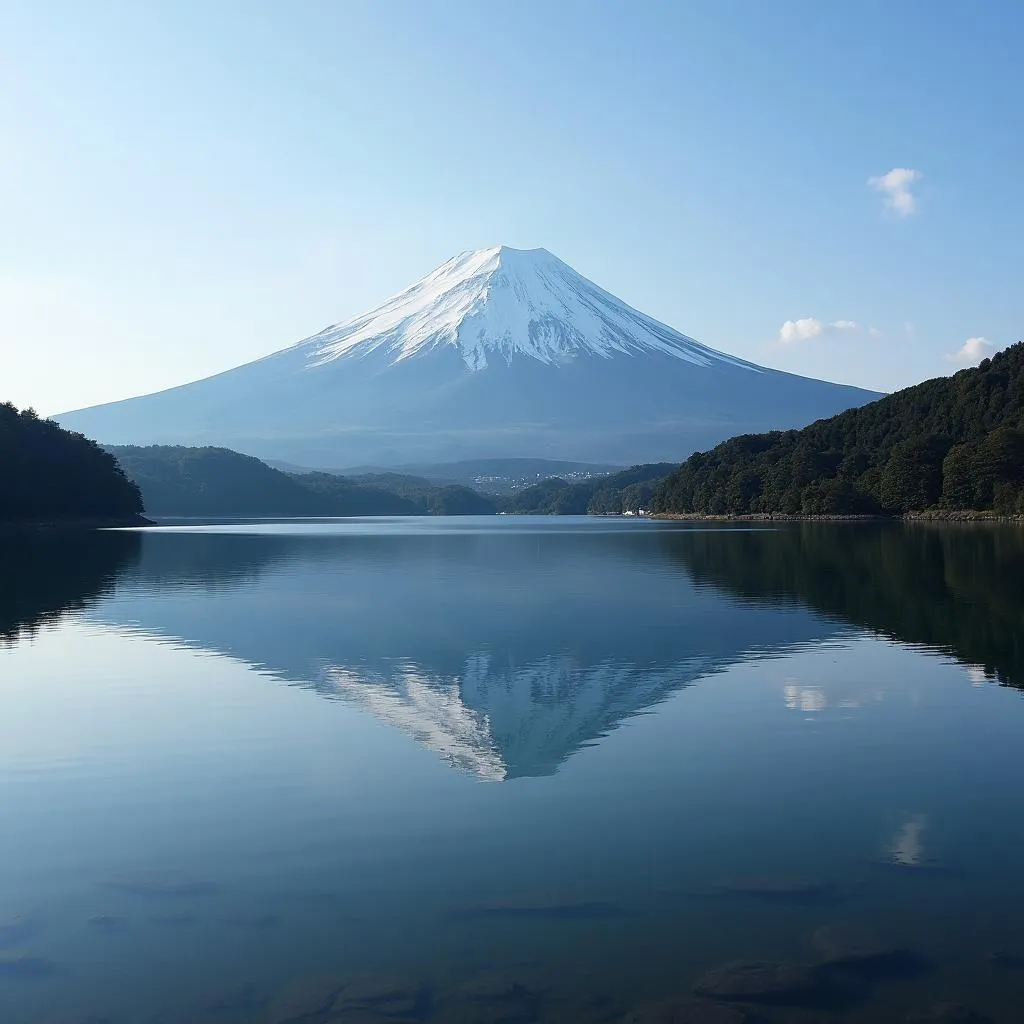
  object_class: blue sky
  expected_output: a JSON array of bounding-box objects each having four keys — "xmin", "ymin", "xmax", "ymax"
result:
[{"xmin": 2, "ymin": 0, "xmax": 1021, "ymax": 413}]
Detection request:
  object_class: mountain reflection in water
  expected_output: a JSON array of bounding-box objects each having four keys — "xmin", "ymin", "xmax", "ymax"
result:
[
  {"xmin": 85, "ymin": 524, "xmax": 844, "ymax": 778},
  {"xmin": 8, "ymin": 520, "xmax": 1023, "ymax": 778}
]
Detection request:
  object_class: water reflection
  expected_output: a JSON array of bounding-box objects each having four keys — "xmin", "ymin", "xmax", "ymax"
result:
[
  {"xmin": 0, "ymin": 529, "xmax": 140, "ymax": 644},
  {"xmin": 890, "ymin": 813, "xmax": 929, "ymax": 867},
  {"xmin": 12, "ymin": 519, "xmax": 1018, "ymax": 778},
  {"xmin": 660, "ymin": 522, "xmax": 1024, "ymax": 690},
  {"xmin": 87, "ymin": 527, "xmax": 842, "ymax": 778}
]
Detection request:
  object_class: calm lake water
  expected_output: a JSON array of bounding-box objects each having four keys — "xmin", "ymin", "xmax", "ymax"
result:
[{"xmin": 2, "ymin": 518, "xmax": 1024, "ymax": 1024}]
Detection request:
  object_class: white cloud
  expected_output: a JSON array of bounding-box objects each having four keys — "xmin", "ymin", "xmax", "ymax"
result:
[
  {"xmin": 779, "ymin": 317, "xmax": 825, "ymax": 344},
  {"xmin": 868, "ymin": 167, "xmax": 922, "ymax": 217},
  {"xmin": 946, "ymin": 336, "xmax": 995, "ymax": 364},
  {"xmin": 778, "ymin": 317, "xmax": 858, "ymax": 345},
  {"xmin": 869, "ymin": 326, "xmax": 883, "ymax": 338}
]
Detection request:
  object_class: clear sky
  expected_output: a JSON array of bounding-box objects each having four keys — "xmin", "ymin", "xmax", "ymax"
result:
[{"xmin": 2, "ymin": 0, "xmax": 1021, "ymax": 413}]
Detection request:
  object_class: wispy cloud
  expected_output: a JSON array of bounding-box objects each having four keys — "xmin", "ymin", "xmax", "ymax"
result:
[
  {"xmin": 946, "ymin": 336, "xmax": 995, "ymax": 364},
  {"xmin": 868, "ymin": 167, "xmax": 922, "ymax": 217},
  {"xmin": 778, "ymin": 317, "xmax": 858, "ymax": 345}
]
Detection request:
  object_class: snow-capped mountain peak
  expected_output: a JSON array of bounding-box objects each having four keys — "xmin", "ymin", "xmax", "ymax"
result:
[
  {"xmin": 303, "ymin": 245, "xmax": 758, "ymax": 372},
  {"xmin": 55, "ymin": 243, "xmax": 883, "ymax": 467}
]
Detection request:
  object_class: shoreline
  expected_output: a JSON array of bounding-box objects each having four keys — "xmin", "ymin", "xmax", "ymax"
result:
[
  {"xmin": 0, "ymin": 515, "xmax": 155, "ymax": 530},
  {"xmin": 651, "ymin": 510, "xmax": 1024, "ymax": 523}
]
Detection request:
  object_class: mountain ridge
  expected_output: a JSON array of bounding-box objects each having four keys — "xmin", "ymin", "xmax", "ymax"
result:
[{"xmin": 56, "ymin": 246, "xmax": 883, "ymax": 467}]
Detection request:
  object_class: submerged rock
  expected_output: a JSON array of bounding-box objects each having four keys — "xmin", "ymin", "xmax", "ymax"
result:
[
  {"xmin": 103, "ymin": 869, "xmax": 217, "ymax": 897},
  {"xmin": 429, "ymin": 972, "xmax": 540, "ymax": 1023},
  {"xmin": 459, "ymin": 973, "xmax": 535, "ymax": 1002},
  {"xmin": 0, "ymin": 914, "xmax": 39, "ymax": 946},
  {"xmin": 810, "ymin": 924, "xmax": 922, "ymax": 978},
  {"xmin": 707, "ymin": 876, "xmax": 838, "ymax": 904},
  {"xmin": 0, "ymin": 950, "xmax": 58, "ymax": 977},
  {"xmin": 222, "ymin": 911, "xmax": 279, "ymax": 930},
  {"xmin": 692, "ymin": 961, "xmax": 824, "ymax": 1005},
  {"xmin": 431, "ymin": 1002, "xmax": 535, "ymax": 1024},
  {"xmin": 328, "ymin": 974, "xmax": 427, "ymax": 1018},
  {"xmin": 986, "ymin": 949, "xmax": 1024, "ymax": 969},
  {"xmin": 453, "ymin": 898, "xmax": 629, "ymax": 920},
  {"xmin": 268, "ymin": 973, "xmax": 348, "ymax": 1023},
  {"xmin": 208, "ymin": 981, "xmax": 271, "ymax": 1012},
  {"xmin": 905, "ymin": 1004, "xmax": 992, "ymax": 1023},
  {"xmin": 149, "ymin": 912, "xmax": 197, "ymax": 927},
  {"xmin": 622, "ymin": 998, "xmax": 750, "ymax": 1022},
  {"xmin": 87, "ymin": 915, "xmax": 128, "ymax": 934},
  {"xmin": 30, "ymin": 1015, "xmax": 112, "ymax": 1024}
]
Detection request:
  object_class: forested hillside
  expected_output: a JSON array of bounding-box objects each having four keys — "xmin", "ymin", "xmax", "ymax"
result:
[
  {"xmin": 0, "ymin": 403, "xmax": 143, "ymax": 523},
  {"xmin": 108, "ymin": 446, "xmax": 498, "ymax": 516},
  {"xmin": 653, "ymin": 343, "xmax": 1024, "ymax": 516},
  {"xmin": 294, "ymin": 471, "xmax": 496, "ymax": 515},
  {"xmin": 503, "ymin": 463, "xmax": 676, "ymax": 514}
]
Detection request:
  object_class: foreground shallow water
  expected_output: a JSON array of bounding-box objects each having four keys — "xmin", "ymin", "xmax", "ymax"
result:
[{"xmin": 1, "ymin": 517, "xmax": 1023, "ymax": 1023}]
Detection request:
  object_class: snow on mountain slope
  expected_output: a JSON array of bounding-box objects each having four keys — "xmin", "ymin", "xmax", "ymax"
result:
[
  {"xmin": 56, "ymin": 245, "xmax": 884, "ymax": 466},
  {"xmin": 301, "ymin": 245, "xmax": 758, "ymax": 371}
]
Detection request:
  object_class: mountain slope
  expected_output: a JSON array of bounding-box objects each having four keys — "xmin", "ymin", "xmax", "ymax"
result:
[
  {"xmin": 652, "ymin": 342, "xmax": 1024, "ymax": 516},
  {"xmin": 58, "ymin": 246, "xmax": 882, "ymax": 466}
]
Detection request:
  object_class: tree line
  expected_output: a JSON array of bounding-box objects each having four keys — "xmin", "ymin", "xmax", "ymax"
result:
[
  {"xmin": 652, "ymin": 342, "xmax": 1024, "ymax": 516},
  {"xmin": 502, "ymin": 463, "xmax": 676, "ymax": 514},
  {"xmin": 0, "ymin": 403, "xmax": 143, "ymax": 523}
]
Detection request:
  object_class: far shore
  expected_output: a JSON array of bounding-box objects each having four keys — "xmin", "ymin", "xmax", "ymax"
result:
[{"xmin": 651, "ymin": 510, "xmax": 1024, "ymax": 523}]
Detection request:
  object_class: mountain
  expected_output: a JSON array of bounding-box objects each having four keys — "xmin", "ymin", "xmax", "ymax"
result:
[
  {"xmin": 108, "ymin": 444, "xmax": 497, "ymax": 516},
  {"xmin": 652, "ymin": 342, "xmax": 1024, "ymax": 516},
  {"xmin": 57, "ymin": 247, "xmax": 881, "ymax": 467},
  {"xmin": 0, "ymin": 402, "xmax": 144, "ymax": 524}
]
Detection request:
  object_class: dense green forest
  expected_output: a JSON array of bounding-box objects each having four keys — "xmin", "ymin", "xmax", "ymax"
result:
[
  {"xmin": 652, "ymin": 342, "xmax": 1024, "ymax": 516},
  {"xmin": 294, "ymin": 470, "xmax": 496, "ymax": 515},
  {"xmin": 661, "ymin": 523, "xmax": 1024, "ymax": 690},
  {"xmin": 108, "ymin": 446, "xmax": 499, "ymax": 516},
  {"xmin": 502, "ymin": 463, "xmax": 676, "ymax": 514},
  {"xmin": 0, "ymin": 403, "xmax": 143, "ymax": 523}
]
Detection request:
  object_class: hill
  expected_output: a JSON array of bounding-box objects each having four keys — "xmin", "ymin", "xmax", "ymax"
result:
[
  {"xmin": 335, "ymin": 458, "xmax": 622, "ymax": 495},
  {"xmin": 56, "ymin": 246, "xmax": 879, "ymax": 467},
  {"xmin": 503, "ymin": 463, "xmax": 676, "ymax": 514},
  {"xmin": 293, "ymin": 471, "xmax": 496, "ymax": 515},
  {"xmin": 652, "ymin": 343, "xmax": 1024, "ymax": 516},
  {"xmin": 108, "ymin": 446, "xmax": 497, "ymax": 517},
  {"xmin": 0, "ymin": 403, "xmax": 143, "ymax": 524}
]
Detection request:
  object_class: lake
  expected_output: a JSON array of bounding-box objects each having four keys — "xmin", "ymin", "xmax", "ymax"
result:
[{"xmin": 1, "ymin": 518, "xmax": 1023, "ymax": 1024}]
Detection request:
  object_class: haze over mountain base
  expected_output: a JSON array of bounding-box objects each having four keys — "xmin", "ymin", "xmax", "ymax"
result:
[{"xmin": 57, "ymin": 247, "xmax": 882, "ymax": 466}]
